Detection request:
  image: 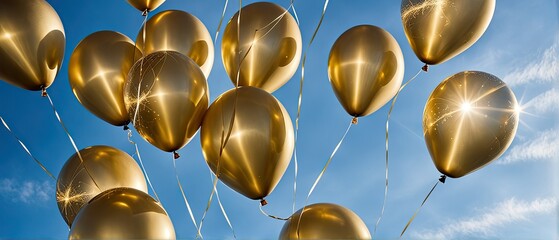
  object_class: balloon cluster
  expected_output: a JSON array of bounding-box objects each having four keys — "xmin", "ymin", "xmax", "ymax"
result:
[{"xmin": 0, "ymin": 0, "xmax": 521, "ymax": 239}]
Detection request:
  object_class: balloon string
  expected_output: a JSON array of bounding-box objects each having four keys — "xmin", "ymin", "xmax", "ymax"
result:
[
  {"xmin": 0, "ymin": 116, "xmax": 56, "ymax": 180},
  {"xmin": 400, "ymin": 175, "xmax": 446, "ymax": 238},
  {"xmin": 126, "ymin": 129, "xmax": 160, "ymax": 202},
  {"xmin": 258, "ymin": 203, "xmax": 290, "ymax": 221},
  {"xmin": 44, "ymin": 91, "xmax": 101, "ymax": 191},
  {"xmin": 172, "ymin": 156, "xmax": 199, "ymax": 235},
  {"xmin": 200, "ymin": 169, "xmax": 237, "ymax": 239},
  {"xmin": 373, "ymin": 66, "xmax": 424, "ymax": 237},
  {"xmin": 292, "ymin": 0, "xmax": 329, "ymax": 214},
  {"xmin": 296, "ymin": 117, "xmax": 355, "ymax": 238},
  {"xmin": 213, "ymin": 0, "xmax": 229, "ymax": 45},
  {"xmin": 132, "ymin": 11, "xmax": 149, "ymax": 126}
]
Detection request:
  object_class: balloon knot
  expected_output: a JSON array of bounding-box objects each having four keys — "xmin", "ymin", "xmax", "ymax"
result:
[
  {"xmin": 123, "ymin": 125, "xmax": 130, "ymax": 131},
  {"xmin": 142, "ymin": 9, "xmax": 149, "ymax": 16},
  {"xmin": 422, "ymin": 64, "xmax": 429, "ymax": 72},
  {"xmin": 439, "ymin": 175, "xmax": 446, "ymax": 183},
  {"xmin": 173, "ymin": 151, "xmax": 180, "ymax": 159},
  {"xmin": 41, "ymin": 86, "xmax": 47, "ymax": 97},
  {"xmin": 260, "ymin": 199, "xmax": 268, "ymax": 206},
  {"xmin": 352, "ymin": 117, "xmax": 358, "ymax": 125}
]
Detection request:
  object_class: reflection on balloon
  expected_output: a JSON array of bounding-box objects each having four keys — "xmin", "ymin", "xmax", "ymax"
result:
[
  {"xmin": 0, "ymin": 0, "xmax": 65, "ymax": 91},
  {"xmin": 423, "ymin": 71, "xmax": 519, "ymax": 178},
  {"xmin": 328, "ymin": 25, "xmax": 404, "ymax": 117},
  {"xmin": 200, "ymin": 86, "xmax": 294, "ymax": 200},
  {"xmin": 279, "ymin": 203, "xmax": 371, "ymax": 240},
  {"xmin": 124, "ymin": 51, "xmax": 209, "ymax": 152},
  {"xmin": 137, "ymin": 10, "xmax": 214, "ymax": 78},
  {"xmin": 126, "ymin": 0, "xmax": 165, "ymax": 12},
  {"xmin": 69, "ymin": 187, "xmax": 175, "ymax": 239},
  {"xmin": 69, "ymin": 31, "xmax": 141, "ymax": 126},
  {"xmin": 56, "ymin": 145, "xmax": 147, "ymax": 226},
  {"xmin": 401, "ymin": 0, "xmax": 495, "ymax": 65},
  {"xmin": 222, "ymin": 2, "xmax": 302, "ymax": 92}
]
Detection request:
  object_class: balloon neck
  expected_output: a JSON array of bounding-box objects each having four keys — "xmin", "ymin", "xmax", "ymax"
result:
[
  {"xmin": 422, "ymin": 64, "xmax": 429, "ymax": 72},
  {"xmin": 142, "ymin": 9, "xmax": 149, "ymax": 16},
  {"xmin": 351, "ymin": 117, "xmax": 358, "ymax": 125},
  {"xmin": 41, "ymin": 86, "xmax": 47, "ymax": 97},
  {"xmin": 438, "ymin": 175, "xmax": 447, "ymax": 183},
  {"xmin": 260, "ymin": 199, "xmax": 268, "ymax": 206},
  {"xmin": 173, "ymin": 151, "xmax": 180, "ymax": 159}
]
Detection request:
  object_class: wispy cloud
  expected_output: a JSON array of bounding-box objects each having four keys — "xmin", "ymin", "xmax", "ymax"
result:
[
  {"xmin": 412, "ymin": 197, "xmax": 557, "ymax": 239},
  {"xmin": 0, "ymin": 178, "xmax": 53, "ymax": 203},
  {"xmin": 503, "ymin": 38, "xmax": 559, "ymax": 86},
  {"xmin": 522, "ymin": 88, "xmax": 559, "ymax": 115},
  {"xmin": 500, "ymin": 129, "xmax": 559, "ymax": 164}
]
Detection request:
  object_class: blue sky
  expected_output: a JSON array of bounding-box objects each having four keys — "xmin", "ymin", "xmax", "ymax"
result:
[{"xmin": 0, "ymin": 0, "xmax": 557, "ymax": 239}]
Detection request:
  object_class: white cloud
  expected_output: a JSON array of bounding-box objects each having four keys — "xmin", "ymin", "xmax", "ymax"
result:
[
  {"xmin": 522, "ymin": 88, "xmax": 559, "ymax": 114},
  {"xmin": 503, "ymin": 38, "xmax": 559, "ymax": 86},
  {"xmin": 500, "ymin": 129, "xmax": 559, "ymax": 164},
  {"xmin": 0, "ymin": 178, "xmax": 53, "ymax": 203},
  {"xmin": 412, "ymin": 197, "xmax": 557, "ymax": 239}
]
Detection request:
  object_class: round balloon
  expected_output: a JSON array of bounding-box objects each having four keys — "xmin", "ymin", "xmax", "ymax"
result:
[
  {"xmin": 279, "ymin": 203, "xmax": 371, "ymax": 240},
  {"xmin": 126, "ymin": 0, "xmax": 165, "ymax": 12},
  {"xmin": 222, "ymin": 2, "xmax": 302, "ymax": 92},
  {"xmin": 423, "ymin": 71, "xmax": 519, "ymax": 178},
  {"xmin": 200, "ymin": 86, "xmax": 294, "ymax": 200},
  {"xmin": 401, "ymin": 0, "xmax": 495, "ymax": 65},
  {"xmin": 69, "ymin": 31, "xmax": 141, "ymax": 126},
  {"xmin": 0, "ymin": 0, "xmax": 65, "ymax": 91},
  {"xmin": 125, "ymin": 51, "xmax": 209, "ymax": 152},
  {"xmin": 137, "ymin": 10, "xmax": 214, "ymax": 78},
  {"xmin": 56, "ymin": 146, "xmax": 147, "ymax": 227},
  {"xmin": 328, "ymin": 25, "xmax": 404, "ymax": 117},
  {"xmin": 69, "ymin": 187, "xmax": 175, "ymax": 239}
]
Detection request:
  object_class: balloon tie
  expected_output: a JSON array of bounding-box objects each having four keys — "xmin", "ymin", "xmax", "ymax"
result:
[
  {"xmin": 399, "ymin": 175, "xmax": 446, "ymax": 238},
  {"xmin": 123, "ymin": 124, "xmax": 130, "ymax": 131},
  {"xmin": 142, "ymin": 9, "xmax": 148, "ymax": 16},
  {"xmin": 422, "ymin": 64, "xmax": 429, "ymax": 72},
  {"xmin": 45, "ymin": 91, "xmax": 101, "ymax": 191},
  {"xmin": 173, "ymin": 151, "xmax": 180, "ymax": 159},
  {"xmin": 126, "ymin": 129, "xmax": 160, "ymax": 202},
  {"xmin": 352, "ymin": 117, "xmax": 358, "ymax": 124},
  {"xmin": 0, "ymin": 116, "xmax": 56, "ymax": 180},
  {"xmin": 41, "ymin": 86, "xmax": 47, "ymax": 97},
  {"xmin": 172, "ymin": 156, "xmax": 199, "ymax": 236},
  {"xmin": 373, "ymin": 67, "xmax": 424, "ymax": 238},
  {"xmin": 258, "ymin": 200, "xmax": 290, "ymax": 221}
]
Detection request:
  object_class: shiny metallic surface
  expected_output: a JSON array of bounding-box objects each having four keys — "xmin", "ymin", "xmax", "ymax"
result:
[
  {"xmin": 69, "ymin": 31, "xmax": 140, "ymax": 126},
  {"xmin": 126, "ymin": 0, "xmax": 165, "ymax": 12},
  {"xmin": 423, "ymin": 71, "xmax": 519, "ymax": 178},
  {"xmin": 0, "ymin": 0, "xmax": 65, "ymax": 91},
  {"xmin": 221, "ymin": 2, "xmax": 302, "ymax": 93},
  {"xmin": 328, "ymin": 25, "xmax": 404, "ymax": 117},
  {"xmin": 401, "ymin": 0, "xmax": 495, "ymax": 65},
  {"xmin": 69, "ymin": 187, "xmax": 175, "ymax": 239},
  {"xmin": 137, "ymin": 10, "xmax": 214, "ymax": 78},
  {"xmin": 201, "ymin": 86, "xmax": 294, "ymax": 200},
  {"xmin": 125, "ymin": 51, "xmax": 209, "ymax": 152},
  {"xmin": 56, "ymin": 146, "xmax": 148, "ymax": 227},
  {"xmin": 279, "ymin": 203, "xmax": 371, "ymax": 240}
]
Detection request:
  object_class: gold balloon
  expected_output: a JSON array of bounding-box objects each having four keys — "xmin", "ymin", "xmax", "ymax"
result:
[
  {"xmin": 328, "ymin": 25, "xmax": 404, "ymax": 117},
  {"xmin": 125, "ymin": 51, "xmax": 209, "ymax": 152},
  {"xmin": 137, "ymin": 10, "xmax": 214, "ymax": 78},
  {"xmin": 56, "ymin": 146, "xmax": 148, "ymax": 227},
  {"xmin": 0, "ymin": 0, "xmax": 65, "ymax": 91},
  {"xmin": 221, "ymin": 2, "xmax": 302, "ymax": 93},
  {"xmin": 401, "ymin": 0, "xmax": 495, "ymax": 65},
  {"xmin": 200, "ymin": 86, "xmax": 294, "ymax": 200},
  {"xmin": 279, "ymin": 203, "xmax": 371, "ymax": 240},
  {"xmin": 126, "ymin": 0, "xmax": 165, "ymax": 12},
  {"xmin": 423, "ymin": 71, "xmax": 519, "ymax": 178},
  {"xmin": 69, "ymin": 31, "xmax": 141, "ymax": 126},
  {"xmin": 69, "ymin": 187, "xmax": 175, "ymax": 239}
]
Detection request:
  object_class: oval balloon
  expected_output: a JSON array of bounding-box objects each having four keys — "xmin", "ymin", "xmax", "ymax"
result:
[
  {"xmin": 401, "ymin": 0, "xmax": 495, "ymax": 65},
  {"xmin": 69, "ymin": 187, "xmax": 175, "ymax": 239},
  {"xmin": 423, "ymin": 71, "xmax": 519, "ymax": 178},
  {"xmin": 56, "ymin": 145, "xmax": 147, "ymax": 227},
  {"xmin": 137, "ymin": 10, "xmax": 214, "ymax": 78},
  {"xmin": 328, "ymin": 25, "xmax": 404, "ymax": 117},
  {"xmin": 279, "ymin": 203, "xmax": 371, "ymax": 240},
  {"xmin": 200, "ymin": 86, "xmax": 294, "ymax": 200},
  {"xmin": 126, "ymin": 0, "xmax": 165, "ymax": 12},
  {"xmin": 0, "ymin": 0, "xmax": 65, "ymax": 91},
  {"xmin": 69, "ymin": 31, "xmax": 141, "ymax": 126},
  {"xmin": 222, "ymin": 2, "xmax": 302, "ymax": 93},
  {"xmin": 125, "ymin": 51, "xmax": 209, "ymax": 152}
]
